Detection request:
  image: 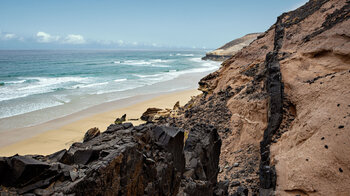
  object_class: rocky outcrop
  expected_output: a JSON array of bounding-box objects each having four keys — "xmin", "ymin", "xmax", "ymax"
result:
[
  {"xmin": 161, "ymin": 0, "xmax": 350, "ymax": 195},
  {"xmin": 202, "ymin": 33, "xmax": 261, "ymax": 61},
  {"xmin": 0, "ymin": 124, "xmax": 185, "ymax": 195},
  {"xmin": 0, "ymin": 122, "xmax": 223, "ymax": 195}
]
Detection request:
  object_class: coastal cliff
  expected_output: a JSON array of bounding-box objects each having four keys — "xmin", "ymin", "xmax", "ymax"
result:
[
  {"xmin": 1, "ymin": 0, "xmax": 349, "ymax": 195},
  {"xmin": 170, "ymin": 0, "xmax": 349, "ymax": 195},
  {"xmin": 202, "ymin": 33, "xmax": 261, "ymax": 61}
]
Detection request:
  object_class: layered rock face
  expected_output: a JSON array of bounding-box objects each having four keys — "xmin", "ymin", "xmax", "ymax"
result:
[
  {"xmin": 0, "ymin": 123, "xmax": 223, "ymax": 195},
  {"xmin": 202, "ymin": 33, "xmax": 261, "ymax": 61},
  {"xmin": 165, "ymin": 0, "xmax": 350, "ymax": 195}
]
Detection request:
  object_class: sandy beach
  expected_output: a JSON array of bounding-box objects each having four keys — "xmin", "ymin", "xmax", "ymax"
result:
[{"xmin": 0, "ymin": 89, "xmax": 200, "ymax": 156}]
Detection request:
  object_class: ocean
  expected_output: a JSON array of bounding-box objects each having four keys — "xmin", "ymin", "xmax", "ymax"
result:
[{"xmin": 0, "ymin": 50, "xmax": 220, "ymax": 130}]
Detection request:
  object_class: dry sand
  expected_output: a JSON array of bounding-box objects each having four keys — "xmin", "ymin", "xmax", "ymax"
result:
[{"xmin": 0, "ymin": 89, "xmax": 200, "ymax": 156}]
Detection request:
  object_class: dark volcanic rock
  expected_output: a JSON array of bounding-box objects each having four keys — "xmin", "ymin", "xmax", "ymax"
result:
[
  {"xmin": 73, "ymin": 149, "xmax": 100, "ymax": 165},
  {"xmin": 179, "ymin": 124, "xmax": 222, "ymax": 195},
  {"xmin": 153, "ymin": 126, "xmax": 185, "ymax": 173},
  {"xmin": 0, "ymin": 156, "xmax": 51, "ymax": 187},
  {"xmin": 0, "ymin": 124, "xmax": 185, "ymax": 195},
  {"xmin": 0, "ymin": 122, "xmax": 224, "ymax": 196}
]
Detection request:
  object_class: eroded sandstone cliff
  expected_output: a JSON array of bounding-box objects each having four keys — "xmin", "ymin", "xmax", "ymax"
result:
[{"xmin": 166, "ymin": 0, "xmax": 350, "ymax": 195}]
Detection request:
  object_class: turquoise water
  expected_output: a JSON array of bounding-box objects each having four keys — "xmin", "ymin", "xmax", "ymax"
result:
[{"xmin": 0, "ymin": 50, "xmax": 220, "ymax": 121}]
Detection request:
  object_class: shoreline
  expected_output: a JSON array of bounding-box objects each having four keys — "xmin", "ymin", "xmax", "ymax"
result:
[{"xmin": 0, "ymin": 89, "xmax": 201, "ymax": 156}]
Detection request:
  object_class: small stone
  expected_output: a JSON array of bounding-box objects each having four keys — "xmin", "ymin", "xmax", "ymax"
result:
[
  {"xmin": 70, "ymin": 171, "xmax": 78, "ymax": 181},
  {"xmin": 306, "ymin": 159, "xmax": 309, "ymax": 161},
  {"xmin": 338, "ymin": 125, "xmax": 344, "ymax": 129},
  {"xmin": 337, "ymin": 104, "xmax": 340, "ymax": 107},
  {"xmin": 230, "ymin": 181, "xmax": 240, "ymax": 187},
  {"xmin": 324, "ymin": 145, "xmax": 328, "ymax": 149},
  {"xmin": 115, "ymin": 114, "xmax": 126, "ymax": 124},
  {"xmin": 233, "ymin": 162, "xmax": 239, "ymax": 167},
  {"xmin": 339, "ymin": 168, "xmax": 343, "ymax": 173},
  {"xmin": 321, "ymin": 137, "xmax": 325, "ymax": 140}
]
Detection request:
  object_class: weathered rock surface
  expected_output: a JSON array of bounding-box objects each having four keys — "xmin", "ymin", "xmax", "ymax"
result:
[
  {"xmin": 0, "ymin": 122, "xmax": 223, "ymax": 195},
  {"xmin": 0, "ymin": 124, "xmax": 186, "ymax": 195},
  {"xmin": 160, "ymin": 0, "xmax": 350, "ymax": 195},
  {"xmin": 202, "ymin": 33, "xmax": 261, "ymax": 61},
  {"xmin": 178, "ymin": 124, "xmax": 222, "ymax": 195}
]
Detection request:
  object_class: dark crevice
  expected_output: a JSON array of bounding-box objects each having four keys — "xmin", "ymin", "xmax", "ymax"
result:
[{"xmin": 259, "ymin": 14, "xmax": 285, "ymax": 195}]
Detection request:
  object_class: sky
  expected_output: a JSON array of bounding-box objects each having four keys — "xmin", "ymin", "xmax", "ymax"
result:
[{"xmin": 0, "ymin": 0, "xmax": 308, "ymax": 50}]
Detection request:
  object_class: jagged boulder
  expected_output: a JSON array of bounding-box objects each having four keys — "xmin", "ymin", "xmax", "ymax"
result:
[
  {"xmin": 0, "ymin": 156, "xmax": 51, "ymax": 188},
  {"xmin": 179, "ymin": 124, "xmax": 222, "ymax": 195}
]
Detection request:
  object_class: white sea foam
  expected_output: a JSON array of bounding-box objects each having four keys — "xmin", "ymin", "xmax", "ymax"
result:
[
  {"xmin": 4, "ymin": 80, "xmax": 27, "ymax": 84},
  {"xmin": 0, "ymin": 76, "xmax": 89, "ymax": 102},
  {"xmin": 114, "ymin": 59, "xmax": 171, "ymax": 66},
  {"xmin": 133, "ymin": 63, "xmax": 219, "ymax": 85},
  {"xmin": 72, "ymin": 82, "xmax": 108, "ymax": 89},
  {"xmin": 114, "ymin": 78, "xmax": 127, "ymax": 82},
  {"xmin": 176, "ymin": 53, "xmax": 194, "ymax": 56}
]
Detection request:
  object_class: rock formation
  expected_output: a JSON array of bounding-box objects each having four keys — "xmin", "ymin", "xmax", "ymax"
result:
[
  {"xmin": 162, "ymin": 0, "xmax": 350, "ymax": 195},
  {"xmin": 202, "ymin": 33, "xmax": 261, "ymax": 61},
  {"xmin": 0, "ymin": 122, "xmax": 223, "ymax": 195}
]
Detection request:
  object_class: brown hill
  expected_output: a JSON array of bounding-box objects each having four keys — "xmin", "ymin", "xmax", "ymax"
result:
[{"xmin": 202, "ymin": 33, "xmax": 261, "ymax": 61}]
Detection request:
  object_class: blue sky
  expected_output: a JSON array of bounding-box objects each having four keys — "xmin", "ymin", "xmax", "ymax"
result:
[{"xmin": 0, "ymin": 0, "xmax": 308, "ymax": 49}]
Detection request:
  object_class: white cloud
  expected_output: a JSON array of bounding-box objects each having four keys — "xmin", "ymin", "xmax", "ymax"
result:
[
  {"xmin": 62, "ymin": 34, "xmax": 86, "ymax": 44},
  {"xmin": 3, "ymin": 33, "xmax": 17, "ymax": 40},
  {"xmin": 36, "ymin": 31, "xmax": 60, "ymax": 43}
]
